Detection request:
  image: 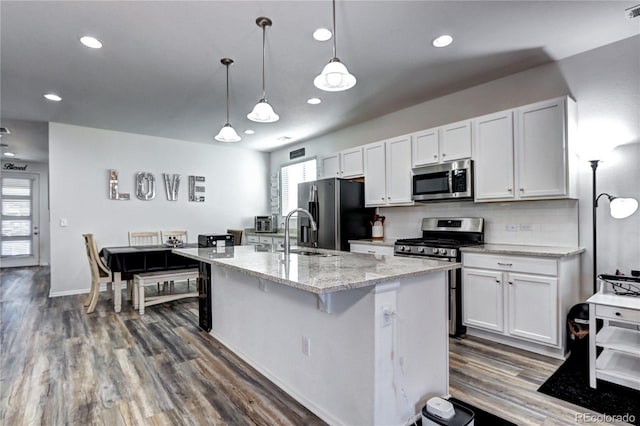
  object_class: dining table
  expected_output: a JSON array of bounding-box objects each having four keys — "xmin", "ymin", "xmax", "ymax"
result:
[{"xmin": 99, "ymin": 243, "xmax": 200, "ymax": 312}]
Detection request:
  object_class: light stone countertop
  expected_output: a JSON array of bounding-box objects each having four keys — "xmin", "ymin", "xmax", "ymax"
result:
[
  {"xmin": 348, "ymin": 238, "xmax": 396, "ymax": 247},
  {"xmin": 460, "ymin": 244, "xmax": 585, "ymax": 258},
  {"xmin": 173, "ymin": 245, "xmax": 458, "ymax": 295}
]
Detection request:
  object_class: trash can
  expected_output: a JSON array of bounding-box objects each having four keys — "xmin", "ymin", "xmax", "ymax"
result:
[
  {"xmin": 422, "ymin": 397, "xmax": 474, "ymax": 426},
  {"xmin": 567, "ymin": 303, "xmax": 590, "ymax": 361}
]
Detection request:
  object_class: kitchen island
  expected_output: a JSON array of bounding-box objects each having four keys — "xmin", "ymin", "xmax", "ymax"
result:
[{"xmin": 174, "ymin": 245, "xmax": 456, "ymax": 426}]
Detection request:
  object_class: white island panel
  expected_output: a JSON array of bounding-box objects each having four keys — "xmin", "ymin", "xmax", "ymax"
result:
[{"xmin": 209, "ymin": 264, "xmax": 448, "ymax": 426}]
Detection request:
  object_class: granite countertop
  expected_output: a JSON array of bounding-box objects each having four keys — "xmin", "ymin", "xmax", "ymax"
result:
[
  {"xmin": 173, "ymin": 245, "xmax": 457, "ymax": 295},
  {"xmin": 348, "ymin": 238, "xmax": 396, "ymax": 247},
  {"xmin": 460, "ymin": 244, "xmax": 585, "ymax": 258}
]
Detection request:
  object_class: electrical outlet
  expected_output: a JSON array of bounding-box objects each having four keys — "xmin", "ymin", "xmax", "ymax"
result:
[
  {"xmin": 506, "ymin": 224, "xmax": 518, "ymax": 232},
  {"xmin": 59, "ymin": 218, "xmax": 68, "ymax": 227},
  {"xmin": 302, "ymin": 336, "xmax": 311, "ymax": 357},
  {"xmin": 519, "ymin": 224, "xmax": 533, "ymax": 231},
  {"xmin": 382, "ymin": 305, "xmax": 393, "ymax": 327}
]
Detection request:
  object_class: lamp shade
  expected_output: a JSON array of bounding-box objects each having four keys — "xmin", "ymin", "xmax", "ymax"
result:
[
  {"xmin": 609, "ymin": 197, "xmax": 639, "ymax": 219},
  {"xmin": 247, "ymin": 99, "xmax": 279, "ymax": 123},
  {"xmin": 314, "ymin": 59, "xmax": 356, "ymax": 92},
  {"xmin": 215, "ymin": 124, "xmax": 241, "ymax": 143}
]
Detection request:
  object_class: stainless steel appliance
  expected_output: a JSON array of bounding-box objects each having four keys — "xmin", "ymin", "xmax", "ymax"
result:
[
  {"xmin": 198, "ymin": 233, "xmax": 235, "ymax": 247},
  {"xmin": 297, "ymin": 178, "xmax": 375, "ymax": 251},
  {"xmin": 395, "ymin": 217, "xmax": 484, "ymax": 336},
  {"xmin": 254, "ymin": 215, "xmax": 277, "ymax": 233},
  {"xmin": 412, "ymin": 159, "xmax": 473, "ymax": 202}
]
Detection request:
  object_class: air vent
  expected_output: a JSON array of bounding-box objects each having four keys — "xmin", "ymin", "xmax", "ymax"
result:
[
  {"xmin": 0, "ymin": 127, "xmax": 11, "ymax": 135},
  {"xmin": 626, "ymin": 4, "xmax": 640, "ymax": 19}
]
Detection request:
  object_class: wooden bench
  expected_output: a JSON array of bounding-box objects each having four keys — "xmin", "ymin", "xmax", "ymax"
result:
[{"xmin": 133, "ymin": 269, "xmax": 199, "ymax": 315}]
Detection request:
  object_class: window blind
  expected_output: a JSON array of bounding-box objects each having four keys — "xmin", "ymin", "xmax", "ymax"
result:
[{"xmin": 1, "ymin": 176, "xmax": 33, "ymax": 256}]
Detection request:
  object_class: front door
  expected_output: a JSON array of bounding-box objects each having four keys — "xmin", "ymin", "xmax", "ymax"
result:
[{"xmin": 1, "ymin": 173, "xmax": 40, "ymax": 267}]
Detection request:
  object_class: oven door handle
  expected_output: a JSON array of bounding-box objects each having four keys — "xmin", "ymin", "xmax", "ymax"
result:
[{"xmin": 448, "ymin": 172, "xmax": 454, "ymax": 194}]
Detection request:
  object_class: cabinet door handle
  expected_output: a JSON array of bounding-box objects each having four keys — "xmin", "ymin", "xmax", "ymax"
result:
[
  {"xmin": 442, "ymin": 153, "xmax": 446, "ymax": 157},
  {"xmin": 495, "ymin": 279, "xmax": 501, "ymax": 283},
  {"xmin": 508, "ymin": 281, "xmax": 513, "ymax": 285},
  {"xmin": 381, "ymin": 197, "xmax": 385, "ymax": 201},
  {"xmin": 507, "ymin": 188, "xmax": 513, "ymax": 192},
  {"xmin": 520, "ymin": 188, "xmax": 525, "ymax": 192},
  {"xmin": 497, "ymin": 262, "xmax": 513, "ymax": 266},
  {"xmin": 615, "ymin": 312, "xmax": 622, "ymax": 317},
  {"xmin": 367, "ymin": 250, "xmax": 375, "ymax": 254},
  {"xmin": 433, "ymin": 154, "xmax": 438, "ymax": 159}
]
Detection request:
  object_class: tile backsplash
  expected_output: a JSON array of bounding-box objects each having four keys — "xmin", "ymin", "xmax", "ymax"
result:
[{"xmin": 379, "ymin": 199, "xmax": 579, "ymax": 247}]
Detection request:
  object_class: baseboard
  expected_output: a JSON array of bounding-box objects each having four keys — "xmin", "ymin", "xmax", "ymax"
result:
[
  {"xmin": 466, "ymin": 328, "xmax": 567, "ymax": 360},
  {"xmin": 49, "ymin": 283, "xmax": 110, "ymax": 298}
]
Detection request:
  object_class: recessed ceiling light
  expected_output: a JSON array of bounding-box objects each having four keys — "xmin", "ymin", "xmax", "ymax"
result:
[
  {"xmin": 4, "ymin": 152, "xmax": 15, "ymax": 157},
  {"xmin": 313, "ymin": 28, "xmax": 332, "ymax": 42},
  {"xmin": 44, "ymin": 93, "xmax": 62, "ymax": 102},
  {"xmin": 80, "ymin": 36, "xmax": 103, "ymax": 49},
  {"xmin": 244, "ymin": 130, "xmax": 255, "ymax": 135},
  {"xmin": 432, "ymin": 35, "xmax": 453, "ymax": 48},
  {"xmin": 307, "ymin": 97, "xmax": 322, "ymax": 105}
]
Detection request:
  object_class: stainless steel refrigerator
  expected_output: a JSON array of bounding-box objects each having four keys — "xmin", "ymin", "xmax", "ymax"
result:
[{"xmin": 297, "ymin": 178, "xmax": 375, "ymax": 251}]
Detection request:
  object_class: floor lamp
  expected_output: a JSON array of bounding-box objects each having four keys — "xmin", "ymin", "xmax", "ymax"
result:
[{"xmin": 590, "ymin": 160, "xmax": 639, "ymax": 294}]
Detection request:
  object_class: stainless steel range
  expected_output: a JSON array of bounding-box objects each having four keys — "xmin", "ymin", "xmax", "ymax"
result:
[{"xmin": 395, "ymin": 217, "xmax": 484, "ymax": 336}]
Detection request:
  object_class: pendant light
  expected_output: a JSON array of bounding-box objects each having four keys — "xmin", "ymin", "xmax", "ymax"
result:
[
  {"xmin": 248, "ymin": 17, "xmax": 279, "ymax": 123},
  {"xmin": 215, "ymin": 58, "xmax": 241, "ymax": 142},
  {"xmin": 313, "ymin": 0, "xmax": 356, "ymax": 92}
]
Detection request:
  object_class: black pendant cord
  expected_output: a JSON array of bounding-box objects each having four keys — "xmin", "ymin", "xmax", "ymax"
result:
[
  {"xmin": 225, "ymin": 64, "xmax": 230, "ymax": 124},
  {"xmin": 332, "ymin": 0, "xmax": 337, "ymax": 59},
  {"xmin": 592, "ymin": 160, "xmax": 597, "ymax": 293},
  {"xmin": 261, "ymin": 24, "xmax": 266, "ymax": 100}
]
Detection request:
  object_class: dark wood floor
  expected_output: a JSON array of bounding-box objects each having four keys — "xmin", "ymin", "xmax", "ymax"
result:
[{"xmin": 0, "ymin": 267, "xmax": 623, "ymax": 425}]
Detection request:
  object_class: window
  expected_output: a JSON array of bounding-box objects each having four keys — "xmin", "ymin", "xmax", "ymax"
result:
[
  {"xmin": 280, "ymin": 159, "xmax": 317, "ymax": 216},
  {"xmin": 1, "ymin": 177, "xmax": 33, "ymax": 256}
]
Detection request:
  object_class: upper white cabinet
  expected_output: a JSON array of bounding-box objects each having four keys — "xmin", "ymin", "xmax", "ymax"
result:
[
  {"xmin": 412, "ymin": 120, "xmax": 472, "ymax": 167},
  {"xmin": 318, "ymin": 153, "xmax": 340, "ymax": 179},
  {"xmin": 318, "ymin": 147, "xmax": 364, "ymax": 179},
  {"xmin": 473, "ymin": 96, "xmax": 577, "ymax": 202},
  {"xmin": 340, "ymin": 147, "xmax": 364, "ymax": 178},
  {"xmin": 364, "ymin": 136, "xmax": 413, "ymax": 207}
]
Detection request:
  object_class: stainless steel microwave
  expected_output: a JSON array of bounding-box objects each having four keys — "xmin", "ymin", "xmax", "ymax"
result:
[{"xmin": 412, "ymin": 159, "xmax": 473, "ymax": 202}]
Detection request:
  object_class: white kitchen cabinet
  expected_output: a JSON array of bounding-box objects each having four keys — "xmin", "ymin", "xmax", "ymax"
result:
[
  {"xmin": 473, "ymin": 96, "xmax": 577, "ymax": 202},
  {"xmin": 472, "ymin": 110, "xmax": 515, "ymax": 200},
  {"xmin": 439, "ymin": 120, "xmax": 472, "ymax": 162},
  {"xmin": 340, "ymin": 147, "xmax": 364, "ymax": 178},
  {"xmin": 259, "ymin": 236, "xmax": 274, "ymax": 244},
  {"xmin": 318, "ymin": 153, "xmax": 340, "ymax": 179},
  {"xmin": 462, "ymin": 268, "xmax": 504, "ymax": 332},
  {"xmin": 246, "ymin": 235, "xmax": 260, "ymax": 244},
  {"xmin": 318, "ymin": 147, "xmax": 364, "ymax": 179},
  {"xmin": 364, "ymin": 136, "xmax": 413, "ymax": 207},
  {"xmin": 411, "ymin": 128, "xmax": 439, "ymax": 167},
  {"xmin": 411, "ymin": 121, "xmax": 471, "ymax": 168},
  {"xmin": 349, "ymin": 243, "xmax": 395, "ymax": 256},
  {"xmin": 462, "ymin": 251, "xmax": 579, "ymax": 359}
]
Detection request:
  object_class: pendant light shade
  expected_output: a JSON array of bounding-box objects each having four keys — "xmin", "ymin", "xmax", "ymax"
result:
[
  {"xmin": 248, "ymin": 17, "xmax": 279, "ymax": 123},
  {"xmin": 314, "ymin": 0, "xmax": 356, "ymax": 92},
  {"xmin": 215, "ymin": 58, "xmax": 241, "ymax": 143}
]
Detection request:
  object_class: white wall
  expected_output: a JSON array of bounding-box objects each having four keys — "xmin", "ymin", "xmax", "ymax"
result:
[
  {"xmin": 1, "ymin": 160, "xmax": 51, "ymax": 265},
  {"xmin": 270, "ymin": 35, "xmax": 640, "ymax": 299},
  {"xmin": 48, "ymin": 122, "xmax": 269, "ymax": 296}
]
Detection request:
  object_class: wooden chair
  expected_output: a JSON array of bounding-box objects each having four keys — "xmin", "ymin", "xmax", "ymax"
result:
[
  {"xmin": 161, "ymin": 230, "xmax": 188, "ymax": 245},
  {"xmin": 82, "ymin": 234, "xmax": 112, "ymax": 314},
  {"xmin": 226, "ymin": 229, "xmax": 243, "ymax": 246},
  {"xmin": 128, "ymin": 231, "xmax": 161, "ymax": 246}
]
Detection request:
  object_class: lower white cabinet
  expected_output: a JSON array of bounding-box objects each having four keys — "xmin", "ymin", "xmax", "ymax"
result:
[
  {"xmin": 349, "ymin": 243, "xmax": 394, "ymax": 256},
  {"xmin": 462, "ymin": 251, "xmax": 579, "ymax": 359}
]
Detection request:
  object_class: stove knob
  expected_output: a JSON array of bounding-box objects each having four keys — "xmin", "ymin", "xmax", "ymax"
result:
[
  {"xmin": 418, "ymin": 247, "xmax": 425, "ymax": 254},
  {"xmin": 439, "ymin": 248, "xmax": 447, "ymax": 255},
  {"xmin": 432, "ymin": 248, "xmax": 439, "ymax": 254},
  {"xmin": 400, "ymin": 246, "xmax": 406, "ymax": 252},
  {"xmin": 406, "ymin": 247, "xmax": 412, "ymax": 252}
]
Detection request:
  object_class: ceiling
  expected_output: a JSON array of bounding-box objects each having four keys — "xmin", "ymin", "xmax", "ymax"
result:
[{"xmin": 1, "ymin": 1, "xmax": 639, "ymax": 162}]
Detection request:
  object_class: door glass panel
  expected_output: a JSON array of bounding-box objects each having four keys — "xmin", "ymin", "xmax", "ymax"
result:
[
  {"xmin": 1, "ymin": 176, "xmax": 34, "ymax": 257},
  {"xmin": 1, "ymin": 240, "xmax": 31, "ymax": 256}
]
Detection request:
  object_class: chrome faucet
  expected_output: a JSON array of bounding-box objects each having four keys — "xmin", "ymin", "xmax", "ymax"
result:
[{"xmin": 284, "ymin": 208, "xmax": 317, "ymax": 256}]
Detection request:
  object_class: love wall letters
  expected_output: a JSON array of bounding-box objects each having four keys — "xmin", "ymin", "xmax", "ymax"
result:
[{"xmin": 108, "ymin": 169, "xmax": 204, "ymax": 202}]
